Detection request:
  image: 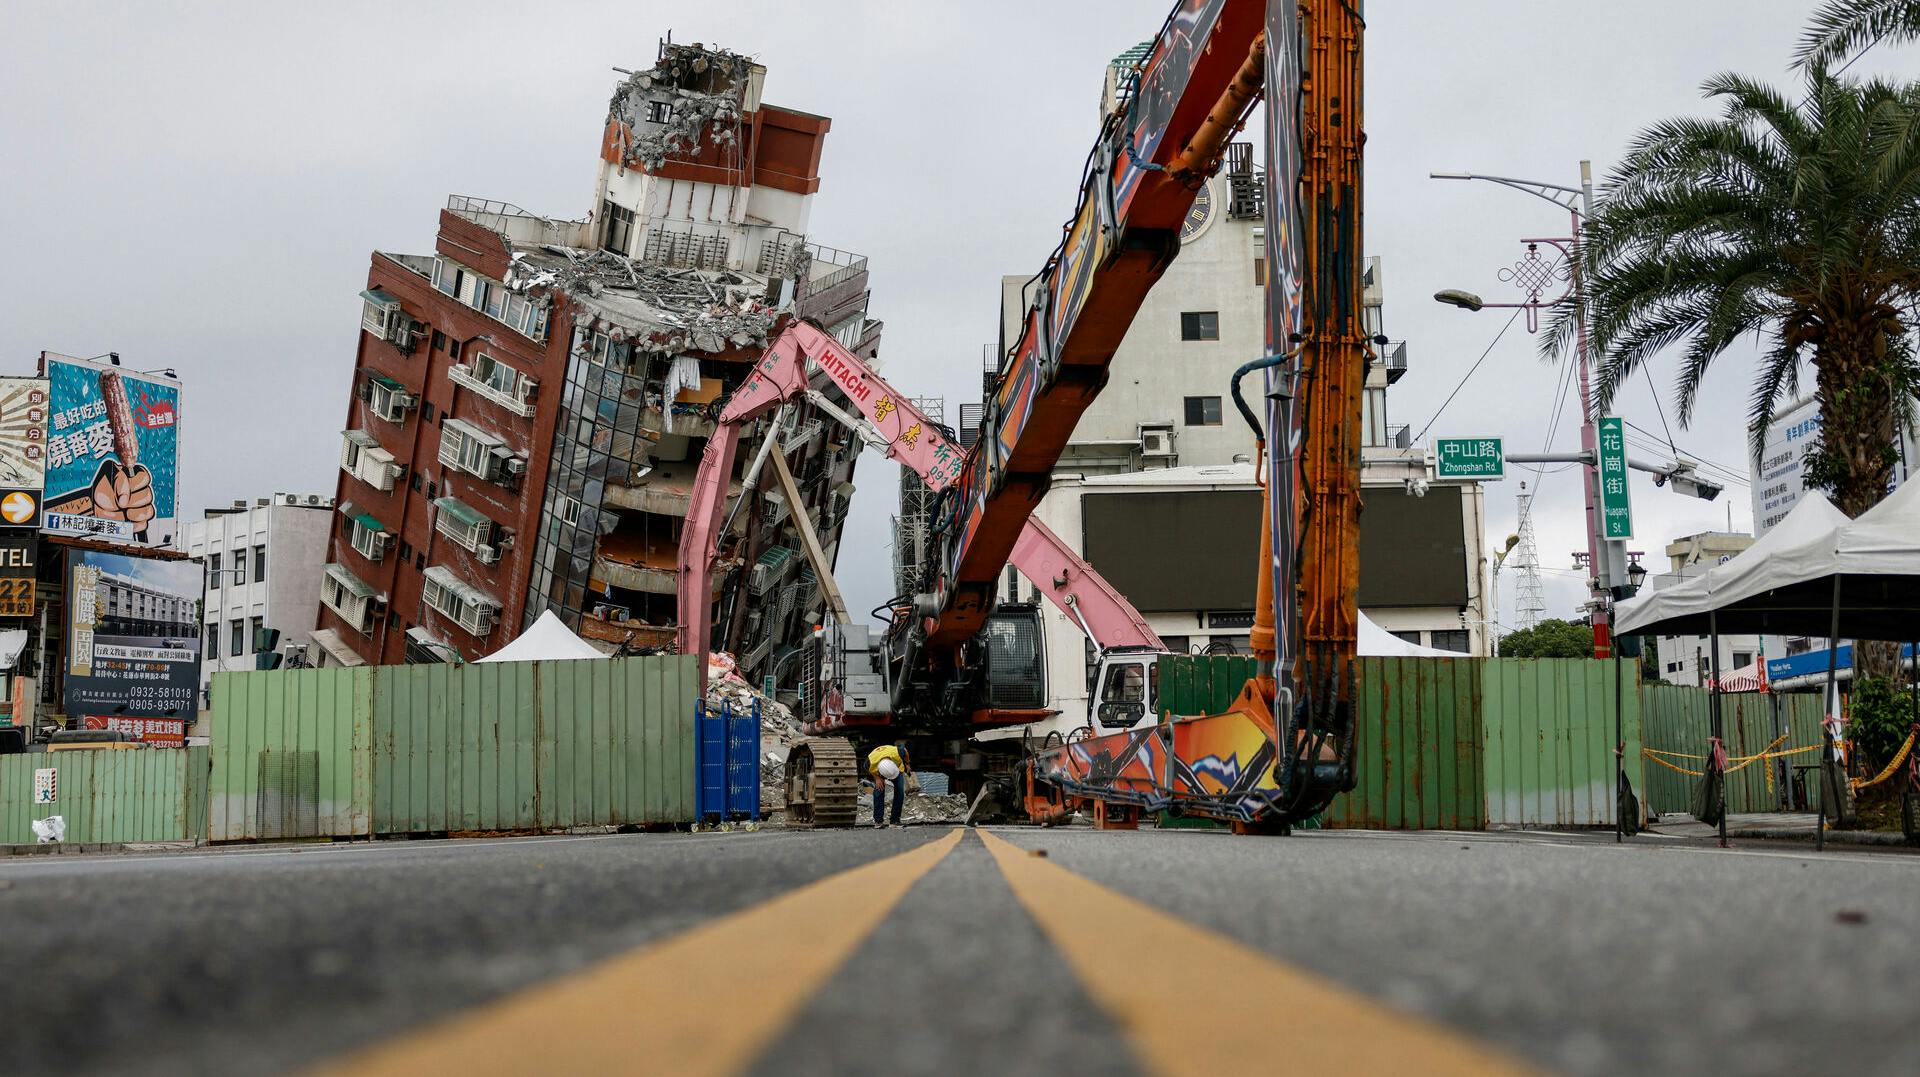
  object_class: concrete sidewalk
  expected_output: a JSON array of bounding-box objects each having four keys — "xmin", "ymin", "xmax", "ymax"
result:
[{"xmin": 1649, "ymin": 811, "xmax": 1914, "ymax": 847}]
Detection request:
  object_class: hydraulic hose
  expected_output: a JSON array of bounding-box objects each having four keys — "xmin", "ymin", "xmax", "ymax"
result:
[{"xmin": 1229, "ymin": 340, "xmax": 1302, "ymax": 442}]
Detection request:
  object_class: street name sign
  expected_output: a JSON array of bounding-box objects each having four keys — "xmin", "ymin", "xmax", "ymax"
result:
[
  {"xmin": 1435, "ymin": 438, "xmax": 1504, "ymax": 480},
  {"xmin": 1597, "ymin": 416, "xmax": 1633, "ymax": 539}
]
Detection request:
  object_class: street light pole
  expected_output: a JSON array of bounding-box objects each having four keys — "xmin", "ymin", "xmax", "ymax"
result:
[{"xmin": 1433, "ymin": 162, "xmax": 1622, "ymax": 657}]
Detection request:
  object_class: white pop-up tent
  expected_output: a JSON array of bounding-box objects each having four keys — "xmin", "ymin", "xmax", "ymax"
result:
[
  {"xmin": 1358, "ymin": 611, "xmax": 1469, "ymax": 657},
  {"xmin": 1613, "ymin": 491, "xmax": 1852, "ymax": 637},
  {"xmin": 476, "ymin": 610, "xmax": 607, "ymax": 663}
]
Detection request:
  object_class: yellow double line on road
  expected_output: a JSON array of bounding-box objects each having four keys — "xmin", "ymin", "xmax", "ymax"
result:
[{"xmin": 325, "ymin": 829, "xmax": 1532, "ymax": 1076}]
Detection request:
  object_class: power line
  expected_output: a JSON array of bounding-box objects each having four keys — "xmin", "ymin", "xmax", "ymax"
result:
[
  {"xmin": 1412, "ymin": 307, "xmax": 1524, "ymax": 444},
  {"xmin": 1640, "ymin": 363, "xmax": 1679, "ymax": 455}
]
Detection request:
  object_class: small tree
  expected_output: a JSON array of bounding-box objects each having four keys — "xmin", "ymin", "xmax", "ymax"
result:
[{"xmin": 1498, "ymin": 619, "xmax": 1596, "ymax": 659}]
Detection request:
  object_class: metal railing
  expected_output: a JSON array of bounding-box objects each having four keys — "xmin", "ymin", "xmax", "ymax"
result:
[
  {"xmin": 800, "ymin": 242, "xmax": 868, "ymax": 297},
  {"xmin": 1387, "ymin": 424, "xmax": 1413, "ymax": 449},
  {"xmin": 446, "ymin": 195, "xmax": 591, "ymax": 248}
]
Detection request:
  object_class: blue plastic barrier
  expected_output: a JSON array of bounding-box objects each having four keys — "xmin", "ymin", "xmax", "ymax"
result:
[{"xmin": 695, "ymin": 698, "xmax": 762, "ymax": 822}]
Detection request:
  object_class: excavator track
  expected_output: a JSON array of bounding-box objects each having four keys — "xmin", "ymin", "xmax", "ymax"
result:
[{"xmin": 784, "ymin": 737, "xmax": 859, "ymax": 828}]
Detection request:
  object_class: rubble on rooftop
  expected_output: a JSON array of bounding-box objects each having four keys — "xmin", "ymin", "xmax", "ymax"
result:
[
  {"xmin": 507, "ymin": 247, "xmax": 779, "ymax": 356},
  {"xmin": 607, "ymin": 43, "xmax": 756, "ymax": 172}
]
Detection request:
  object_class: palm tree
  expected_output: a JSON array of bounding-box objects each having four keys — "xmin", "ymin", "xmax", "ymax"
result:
[
  {"xmin": 1799, "ymin": 0, "xmax": 1920, "ymax": 70},
  {"xmin": 1552, "ymin": 69, "xmax": 1920, "ymax": 518}
]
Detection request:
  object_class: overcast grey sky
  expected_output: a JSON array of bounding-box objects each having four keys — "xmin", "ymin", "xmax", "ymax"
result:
[{"xmin": 2, "ymin": 1, "xmax": 1905, "ymax": 634}]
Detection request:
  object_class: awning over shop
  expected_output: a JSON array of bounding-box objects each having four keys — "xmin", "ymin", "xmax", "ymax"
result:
[
  {"xmin": 309, "ymin": 627, "xmax": 367, "ymax": 668},
  {"xmin": 324, "ymin": 562, "xmax": 376, "ymax": 600},
  {"xmin": 351, "ymin": 512, "xmax": 387, "ymax": 533}
]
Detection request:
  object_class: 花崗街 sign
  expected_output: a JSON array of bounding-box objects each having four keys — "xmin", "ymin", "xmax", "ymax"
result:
[{"xmin": 38, "ymin": 355, "xmax": 179, "ymax": 547}]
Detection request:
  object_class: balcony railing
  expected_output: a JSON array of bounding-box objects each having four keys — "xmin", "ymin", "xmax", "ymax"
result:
[
  {"xmin": 448, "ymin": 363, "xmax": 536, "ymax": 417},
  {"xmin": 1381, "ymin": 340, "xmax": 1409, "ymax": 384},
  {"xmin": 447, "ymin": 195, "xmax": 592, "ymax": 249},
  {"xmin": 800, "ymin": 242, "xmax": 868, "ymax": 298}
]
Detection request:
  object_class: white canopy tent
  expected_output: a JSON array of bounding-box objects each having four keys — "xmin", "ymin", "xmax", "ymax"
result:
[
  {"xmin": 1613, "ymin": 491, "xmax": 1852, "ymax": 636},
  {"xmin": 1358, "ymin": 612, "xmax": 1468, "ymax": 657},
  {"xmin": 476, "ymin": 610, "xmax": 607, "ymax": 663}
]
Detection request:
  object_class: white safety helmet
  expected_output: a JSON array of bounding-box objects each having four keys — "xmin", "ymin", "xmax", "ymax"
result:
[{"xmin": 877, "ymin": 758, "xmax": 901, "ymax": 781}]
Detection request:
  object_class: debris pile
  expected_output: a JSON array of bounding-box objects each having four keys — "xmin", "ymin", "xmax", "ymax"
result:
[
  {"xmin": 515, "ymin": 249, "xmax": 778, "ymax": 357},
  {"xmin": 607, "ymin": 43, "xmax": 754, "ymax": 172}
]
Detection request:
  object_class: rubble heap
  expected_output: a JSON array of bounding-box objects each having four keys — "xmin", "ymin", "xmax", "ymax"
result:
[
  {"xmin": 514, "ymin": 249, "xmax": 778, "ymax": 357},
  {"xmin": 607, "ymin": 43, "xmax": 755, "ymax": 172}
]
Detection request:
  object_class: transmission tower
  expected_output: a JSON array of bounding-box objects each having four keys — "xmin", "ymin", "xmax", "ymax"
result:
[{"xmin": 1511, "ymin": 481, "xmax": 1548, "ymax": 630}]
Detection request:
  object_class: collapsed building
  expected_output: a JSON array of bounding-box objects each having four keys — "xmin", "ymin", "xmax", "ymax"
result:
[{"xmin": 316, "ymin": 40, "xmax": 881, "ymax": 693}]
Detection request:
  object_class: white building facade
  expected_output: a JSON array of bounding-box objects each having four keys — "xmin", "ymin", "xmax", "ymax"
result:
[
  {"xmin": 182, "ymin": 493, "xmax": 336, "ymax": 692},
  {"xmin": 993, "ymin": 152, "xmax": 1488, "ymax": 730}
]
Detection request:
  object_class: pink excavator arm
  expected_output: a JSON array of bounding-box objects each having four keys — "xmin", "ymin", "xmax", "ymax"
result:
[{"xmin": 676, "ymin": 322, "xmax": 1163, "ymax": 672}]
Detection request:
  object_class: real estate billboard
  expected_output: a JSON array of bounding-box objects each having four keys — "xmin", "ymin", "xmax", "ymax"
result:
[
  {"xmin": 65, "ymin": 547, "xmax": 203, "ymax": 721},
  {"xmin": 40, "ymin": 356, "xmax": 180, "ymax": 546}
]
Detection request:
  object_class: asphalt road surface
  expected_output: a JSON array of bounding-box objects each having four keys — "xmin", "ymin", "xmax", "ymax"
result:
[{"xmin": 3, "ymin": 825, "xmax": 1916, "ymax": 1075}]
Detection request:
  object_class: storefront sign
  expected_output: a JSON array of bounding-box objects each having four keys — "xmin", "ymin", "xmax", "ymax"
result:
[
  {"xmin": 81, "ymin": 714, "xmax": 187, "ymax": 746},
  {"xmin": 0, "ymin": 532, "xmax": 34, "ymax": 618}
]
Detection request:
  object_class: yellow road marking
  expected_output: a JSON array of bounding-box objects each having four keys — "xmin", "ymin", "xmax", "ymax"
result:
[
  {"xmin": 320, "ymin": 829, "xmax": 962, "ymax": 1077},
  {"xmin": 978, "ymin": 830, "xmax": 1537, "ymax": 1076}
]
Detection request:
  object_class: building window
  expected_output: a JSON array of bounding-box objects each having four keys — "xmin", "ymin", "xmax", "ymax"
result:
[
  {"xmin": 1179, "ymin": 311, "xmax": 1219, "ymax": 341},
  {"xmin": 603, "ymin": 201, "xmax": 636, "ymax": 256},
  {"xmin": 647, "ymin": 101, "xmax": 672, "ymax": 124},
  {"xmin": 250, "ymin": 615, "xmax": 264, "ymax": 655},
  {"xmin": 422, "ymin": 565, "xmax": 500, "ymax": 636},
  {"xmin": 254, "ymin": 545, "xmax": 267, "ymax": 582},
  {"xmin": 206, "ymin": 624, "xmax": 217, "ymax": 658},
  {"xmin": 234, "ymin": 553, "xmax": 248, "ymax": 587},
  {"xmin": 367, "ymin": 376, "xmax": 416, "ymax": 424},
  {"xmin": 341, "ymin": 430, "xmax": 402, "ymax": 492},
  {"xmin": 433, "ymin": 258, "xmax": 464, "ymax": 298},
  {"xmin": 231, "ymin": 619, "xmax": 246, "ymax": 657},
  {"xmin": 1253, "ymin": 258, "xmax": 1266, "ymax": 286},
  {"xmin": 431, "ymin": 329, "xmax": 447, "ymax": 353},
  {"xmin": 451, "ymin": 353, "xmax": 537, "ymax": 416},
  {"xmin": 438, "ymin": 418, "xmax": 518, "ymax": 483},
  {"xmin": 1390, "ymin": 630, "xmax": 1421, "ymax": 646},
  {"xmin": 397, "ymin": 539, "xmax": 413, "ymax": 563},
  {"xmin": 1183, "ymin": 396, "xmax": 1222, "ymax": 426},
  {"xmin": 322, "ymin": 563, "xmax": 377, "ymax": 634},
  {"xmin": 346, "ymin": 514, "xmax": 391, "ymax": 562},
  {"xmin": 434, "ymin": 496, "xmax": 498, "ymax": 556},
  {"xmin": 208, "ymin": 553, "xmax": 222, "ymax": 590},
  {"xmin": 1430, "ymin": 630, "xmax": 1470, "ymax": 653},
  {"xmin": 410, "ymin": 471, "xmax": 423, "ymax": 493}
]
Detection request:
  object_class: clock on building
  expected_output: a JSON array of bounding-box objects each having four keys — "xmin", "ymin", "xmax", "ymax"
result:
[{"xmin": 1179, "ymin": 180, "xmax": 1216, "ymax": 243}]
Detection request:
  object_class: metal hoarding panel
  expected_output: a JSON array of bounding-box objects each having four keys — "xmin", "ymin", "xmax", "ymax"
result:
[
  {"xmin": 1480, "ymin": 659, "xmax": 1640, "ymax": 828},
  {"xmin": 1640, "ymin": 684, "xmax": 1826, "ymax": 816},
  {"xmin": 0, "ymin": 746, "xmax": 206, "ymax": 844},
  {"xmin": 208, "ymin": 667, "xmax": 372, "ymax": 841},
  {"xmin": 65, "ymin": 546, "xmax": 203, "ymax": 723},
  {"xmin": 365, "ymin": 654, "xmax": 696, "ymax": 835},
  {"xmin": 1325, "ymin": 658, "xmax": 1485, "ymax": 830},
  {"xmin": 41, "ymin": 356, "xmax": 181, "ymax": 546}
]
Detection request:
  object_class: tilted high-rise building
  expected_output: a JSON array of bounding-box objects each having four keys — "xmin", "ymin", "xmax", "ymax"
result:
[{"xmin": 315, "ymin": 40, "xmax": 881, "ymax": 682}]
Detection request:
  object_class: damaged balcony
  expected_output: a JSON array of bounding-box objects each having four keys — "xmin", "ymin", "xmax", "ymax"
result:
[{"xmin": 592, "ymin": 507, "xmax": 734, "ymax": 596}]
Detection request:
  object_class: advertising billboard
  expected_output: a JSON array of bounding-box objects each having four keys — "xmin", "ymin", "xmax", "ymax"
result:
[
  {"xmin": 65, "ymin": 547, "xmax": 203, "ymax": 722},
  {"xmin": 0, "ymin": 377, "xmax": 49, "ymax": 529},
  {"xmin": 40, "ymin": 355, "xmax": 180, "ymax": 546},
  {"xmin": 1748, "ymin": 397, "xmax": 1918, "ymax": 536}
]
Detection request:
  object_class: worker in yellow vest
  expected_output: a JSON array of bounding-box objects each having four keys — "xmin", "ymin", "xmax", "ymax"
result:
[{"xmin": 867, "ymin": 743, "xmax": 910, "ymax": 828}]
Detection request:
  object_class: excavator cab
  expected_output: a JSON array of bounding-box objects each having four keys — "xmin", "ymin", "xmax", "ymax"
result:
[{"xmin": 1091, "ymin": 650, "xmax": 1160, "ymax": 733}]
